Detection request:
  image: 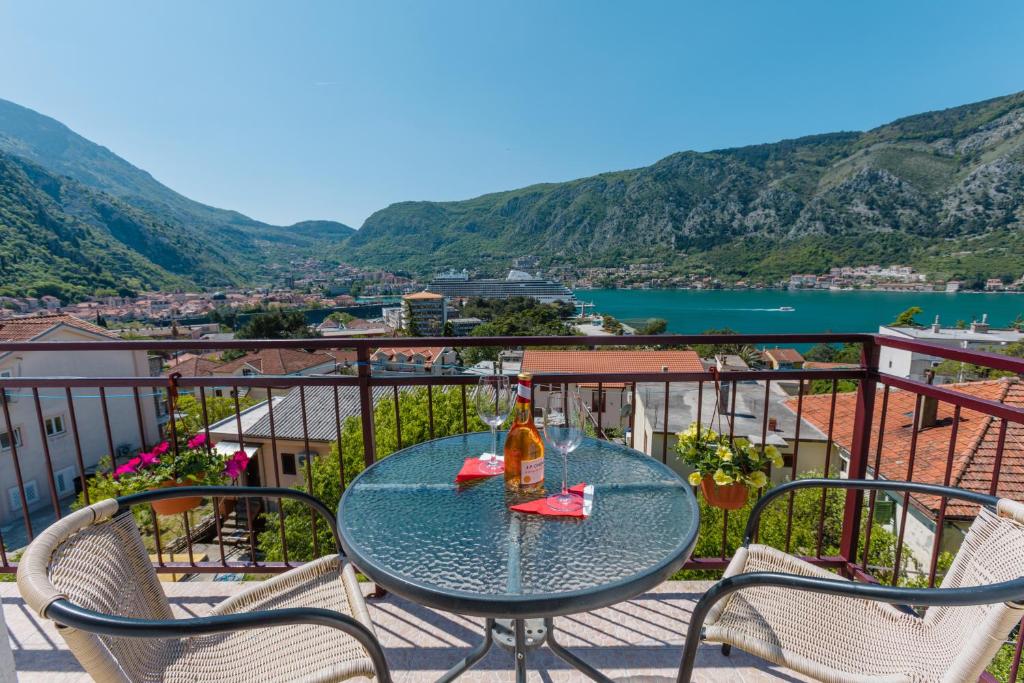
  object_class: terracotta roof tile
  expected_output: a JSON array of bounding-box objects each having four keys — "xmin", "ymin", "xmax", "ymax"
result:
[
  {"xmin": 764, "ymin": 348, "xmax": 804, "ymax": 363},
  {"xmin": 0, "ymin": 314, "xmax": 119, "ymax": 341},
  {"xmin": 402, "ymin": 291, "xmax": 444, "ymax": 300},
  {"xmin": 214, "ymin": 348, "xmax": 342, "ymax": 376},
  {"xmin": 522, "ymin": 350, "xmax": 703, "ymax": 388},
  {"xmin": 791, "ymin": 378, "xmax": 1023, "ymax": 519}
]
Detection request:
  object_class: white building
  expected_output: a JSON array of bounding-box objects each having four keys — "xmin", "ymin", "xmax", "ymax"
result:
[
  {"xmin": 879, "ymin": 315, "xmax": 1024, "ymax": 381},
  {"xmin": 0, "ymin": 315, "xmax": 160, "ymax": 529}
]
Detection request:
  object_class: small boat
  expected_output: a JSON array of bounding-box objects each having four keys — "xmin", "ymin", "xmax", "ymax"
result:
[{"xmin": 778, "ymin": 306, "xmax": 795, "ymax": 312}]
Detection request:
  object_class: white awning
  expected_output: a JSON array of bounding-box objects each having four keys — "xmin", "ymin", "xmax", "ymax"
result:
[{"xmin": 212, "ymin": 441, "xmax": 259, "ymax": 458}]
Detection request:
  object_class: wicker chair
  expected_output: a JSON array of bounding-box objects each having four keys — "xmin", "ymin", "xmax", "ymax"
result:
[
  {"xmin": 678, "ymin": 479, "xmax": 1024, "ymax": 683},
  {"xmin": 17, "ymin": 486, "xmax": 391, "ymax": 683}
]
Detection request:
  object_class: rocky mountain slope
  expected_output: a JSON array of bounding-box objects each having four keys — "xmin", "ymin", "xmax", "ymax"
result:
[{"xmin": 344, "ymin": 91, "xmax": 1024, "ymax": 284}]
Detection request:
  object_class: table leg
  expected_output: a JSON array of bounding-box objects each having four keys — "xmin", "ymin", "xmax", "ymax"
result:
[
  {"xmin": 544, "ymin": 617, "xmax": 614, "ymax": 683},
  {"xmin": 437, "ymin": 618, "xmax": 495, "ymax": 683},
  {"xmin": 514, "ymin": 618, "xmax": 528, "ymax": 683}
]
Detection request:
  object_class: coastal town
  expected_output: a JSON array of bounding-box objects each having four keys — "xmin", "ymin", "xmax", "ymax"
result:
[{"xmin": 2, "ymin": 257, "xmax": 1022, "ymax": 331}]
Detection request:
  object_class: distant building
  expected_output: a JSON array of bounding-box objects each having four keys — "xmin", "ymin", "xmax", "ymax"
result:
[
  {"xmin": 401, "ymin": 291, "xmax": 447, "ymax": 335},
  {"xmin": 426, "ymin": 269, "xmax": 575, "ymax": 304},
  {"xmin": 878, "ymin": 315, "xmax": 1024, "ymax": 382},
  {"xmin": 382, "ymin": 307, "xmax": 403, "ymax": 331},
  {"xmin": 763, "ymin": 347, "xmax": 805, "ymax": 370},
  {"xmin": 634, "ymin": 379, "xmax": 830, "ymax": 482},
  {"xmin": 207, "ymin": 386, "xmax": 410, "ymax": 490},
  {"xmin": 521, "ymin": 350, "xmax": 704, "ymax": 434},
  {"xmin": 370, "ymin": 346, "xmax": 457, "ymax": 375},
  {"xmin": 448, "ymin": 317, "xmax": 483, "ymax": 336},
  {"xmin": 985, "ymin": 279, "xmax": 1005, "ymax": 291}
]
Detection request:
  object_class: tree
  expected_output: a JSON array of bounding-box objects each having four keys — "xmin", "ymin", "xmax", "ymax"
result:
[
  {"xmin": 601, "ymin": 314, "xmax": 624, "ymax": 335},
  {"xmin": 638, "ymin": 318, "xmax": 668, "ymax": 335},
  {"xmin": 891, "ymin": 306, "xmax": 924, "ymax": 328},
  {"xmin": 257, "ymin": 387, "xmax": 487, "ymax": 561},
  {"xmin": 236, "ymin": 310, "xmax": 318, "ymax": 339}
]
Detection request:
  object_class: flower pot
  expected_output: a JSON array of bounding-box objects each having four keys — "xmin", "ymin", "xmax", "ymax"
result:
[
  {"xmin": 700, "ymin": 476, "xmax": 749, "ymax": 510},
  {"xmin": 150, "ymin": 479, "xmax": 203, "ymax": 515}
]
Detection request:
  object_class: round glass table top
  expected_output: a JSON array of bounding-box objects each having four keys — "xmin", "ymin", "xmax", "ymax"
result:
[{"xmin": 337, "ymin": 433, "xmax": 699, "ymax": 618}]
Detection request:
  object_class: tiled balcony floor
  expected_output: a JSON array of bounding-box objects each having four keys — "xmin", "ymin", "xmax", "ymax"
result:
[{"xmin": 3, "ymin": 581, "xmax": 813, "ymax": 682}]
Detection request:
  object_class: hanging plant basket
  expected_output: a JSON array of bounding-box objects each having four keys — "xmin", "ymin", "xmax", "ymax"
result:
[
  {"xmin": 700, "ymin": 475, "xmax": 750, "ymax": 510},
  {"xmin": 150, "ymin": 477, "xmax": 203, "ymax": 515}
]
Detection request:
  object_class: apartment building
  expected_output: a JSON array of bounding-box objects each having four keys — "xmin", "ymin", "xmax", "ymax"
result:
[
  {"xmin": 401, "ymin": 291, "xmax": 447, "ymax": 335},
  {"xmin": 0, "ymin": 315, "xmax": 160, "ymax": 528}
]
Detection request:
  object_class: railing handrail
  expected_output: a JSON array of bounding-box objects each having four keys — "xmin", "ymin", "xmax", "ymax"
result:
[{"xmin": 874, "ymin": 333, "xmax": 1024, "ymax": 374}]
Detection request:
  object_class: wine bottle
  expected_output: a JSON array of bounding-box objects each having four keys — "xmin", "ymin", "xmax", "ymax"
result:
[{"xmin": 503, "ymin": 372, "xmax": 545, "ymax": 493}]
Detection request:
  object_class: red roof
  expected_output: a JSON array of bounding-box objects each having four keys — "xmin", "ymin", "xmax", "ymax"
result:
[
  {"xmin": 373, "ymin": 346, "xmax": 449, "ymax": 361},
  {"xmin": 0, "ymin": 314, "xmax": 118, "ymax": 341},
  {"xmin": 792, "ymin": 378, "xmax": 1024, "ymax": 519},
  {"xmin": 403, "ymin": 291, "xmax": 444, "ymax": 300},
  {"xmin": 522, "ymin": 350, "xmax": 703, "ymax": 387},
  {"xmin": 214, "ymin": 348, "xmax": 342, "ymax": 376},
  {"xmin": 764, "ymin": 347, "xmax": 805, "ymax": 363}
]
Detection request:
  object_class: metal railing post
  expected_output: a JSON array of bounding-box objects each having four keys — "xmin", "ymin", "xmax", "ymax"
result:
[
  {"xmin": 356, "ymin": 345, "xmax": 377, "ymax": 466},
  {"xmin": 839, "ymin": 337, "xmax": 879, "ymax": 574}
]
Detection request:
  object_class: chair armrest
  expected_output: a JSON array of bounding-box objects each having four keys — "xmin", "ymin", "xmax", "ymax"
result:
[
  {"xmin": 742, "ymin": 479, "xmax": 999, "ymax": 545},
  {"xmin": 116, "ymin": 486, "xmax": 341, "ymax": 554},
  {"xmin": 45, "ymin": 597, "xmax": 391, "ymax": 682}
]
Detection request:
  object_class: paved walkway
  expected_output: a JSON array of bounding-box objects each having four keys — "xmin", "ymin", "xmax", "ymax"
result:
[{"xmin": 4, "ymin": 581, "xmax": 812, "ymax": 682}]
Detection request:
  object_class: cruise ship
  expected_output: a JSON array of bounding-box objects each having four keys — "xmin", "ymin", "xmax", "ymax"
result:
[{"xmin": 426, "ymin": 269, "xmax": 576, "ymax": 304}]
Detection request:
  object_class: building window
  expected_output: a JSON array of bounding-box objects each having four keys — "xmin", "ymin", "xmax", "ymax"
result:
[
  {"xmin": 8, "ymin": 480, "xmax": 39, "ymax": 512},
  {"xmin": 45, "ymin": 415, "xmax": 66, "ymax": 437},
  {"xmin": 282, "ymin": 453, "xmax": 297, "ymax": 476},
  {"xmin": 0, "ymin": 427, "xmax": 22, "ymax": 451},
  {"xmin": 55, "ymin": 466, "xmax": 78, "ymax": 497}
]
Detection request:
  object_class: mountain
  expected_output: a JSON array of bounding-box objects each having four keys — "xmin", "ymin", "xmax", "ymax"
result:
[
  {"xmin": 345, "ymin": 91, "xmax": 1024, "ymax": 285},
  {"xmin": 0, "ymin": 98, "xmax": 352, "ymax": 293},
  {"xmin": 0, "ymin": 150, "xmax": 196, "ymax": 299}
]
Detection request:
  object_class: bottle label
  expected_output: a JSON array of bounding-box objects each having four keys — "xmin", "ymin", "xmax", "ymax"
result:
[
  {"xmin": 521, "ymin": 457, "xmax": 544, "ymax": 485},
  {"xmin": 516, "ymin": 381, "xmax": 531, "ymax": 403}
]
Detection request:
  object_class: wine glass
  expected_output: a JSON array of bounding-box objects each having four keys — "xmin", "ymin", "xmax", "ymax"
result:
[
  {"xmin": 543, "ymin": 387, "xmax": 586, "ymax": 512},
  {"xmin": 473, "ymin": 375, "xmax": 513, "ymax": 472}
]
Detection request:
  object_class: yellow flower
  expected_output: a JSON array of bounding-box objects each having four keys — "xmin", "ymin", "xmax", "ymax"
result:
[
  {"xmin": 747, "ymin": 471, "xmax": 768, "ymax": 489},
  {"xmin": 686, "ymin": 423, "xmax": 699, "ymax": 436},
  {"xmin": 716, "ymin": 445, "xmax": 733, "ymax": 462},
  {"xmin": 688, "ymin": 471, "xmax": 702, "ymax": 486},
  {"xmin": 765, "ymin": 445, "xmax": 780, "ymax": 459},
  {"xmin": 771, "ymin": 453, "xmax": 784, "ymax": 468},
  {"xmin": 713, "ymin": 468, "xmax": 733, "ymax": 486}
]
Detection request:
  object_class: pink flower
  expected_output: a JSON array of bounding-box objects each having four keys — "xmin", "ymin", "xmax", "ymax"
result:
[
  {"xmin": 138, "ymin": 450, "xmax": 160, "ymax": 467},
  {"xmin": 187, "ymin": 433, "xmax": 207, "ymax": 449},
  {"xmin": 153, "ymin": 441, "xmax": 170, "ymax": 455},
  {"xmin": 113, "ymin": 460, "xmax": 139, "ymax": 479},
  {"xmin": 223, "ymin": 450, "xmax": 249, "ymax": 480}
]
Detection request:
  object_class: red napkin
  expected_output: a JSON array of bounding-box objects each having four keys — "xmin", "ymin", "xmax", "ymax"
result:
[
  {"xmin": 509, "ymin": 483, "xmax": 594, "ymax": 518},
  {"xmin": 455, "ymin": 454, "xmax": 505, "ymax": 483}
]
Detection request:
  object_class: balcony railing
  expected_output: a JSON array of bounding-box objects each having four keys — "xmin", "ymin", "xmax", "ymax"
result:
[{"xmin": 1, "ymin": 332, "xmax": 1023, "ymax": 679}]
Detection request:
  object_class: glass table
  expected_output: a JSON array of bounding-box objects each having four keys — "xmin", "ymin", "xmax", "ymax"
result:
[{"xmin": 337, "ymin": 433, "xmax": 699, "ymax": 682}]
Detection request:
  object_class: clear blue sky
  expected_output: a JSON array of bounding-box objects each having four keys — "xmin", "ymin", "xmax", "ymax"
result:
[{"xmin": 2, "ymin": 1, "xmax": 1022, "ymax": 228}]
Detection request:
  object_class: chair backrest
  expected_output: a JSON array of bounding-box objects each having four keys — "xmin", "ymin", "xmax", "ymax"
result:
[
  {"xmin": 17, "ymin": 499, "xmax": 175, "ymax": 683},
  {"xmin": 927, "ymin": 499, "xmax": 1024, "ymax": 683}
]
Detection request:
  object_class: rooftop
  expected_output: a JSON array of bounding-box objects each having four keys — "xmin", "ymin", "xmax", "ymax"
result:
[
  {"xmin": 0, "ymin": 313, "xmax": 118, "ymax": 341},
  {"xmin": 795, "ymin": 377, "xmax": 1024, "ymax": 518},
  {"xmin": 638, "ymin": 379, "xmax": 828, "ymax": 442},
  {"xmin": 403, "ymin": 291, "xmax": 445, "ymax": 300}
]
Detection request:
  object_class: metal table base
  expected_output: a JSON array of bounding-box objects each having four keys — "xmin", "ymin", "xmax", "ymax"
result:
[{"xmin": 438, "ymin": 617, "xmax": 613, "ymax": 683}]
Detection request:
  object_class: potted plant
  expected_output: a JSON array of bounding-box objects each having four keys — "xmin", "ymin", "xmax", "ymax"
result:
[
  {"xmin": 113, "ymin": 433, "xmax": 250, "ymax": 515},
  {"xmin": 674, "ymin": 423, "xmax": 783, "ymax": 509}
]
